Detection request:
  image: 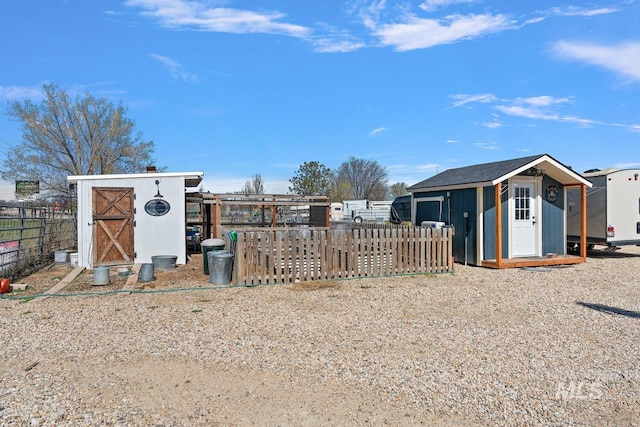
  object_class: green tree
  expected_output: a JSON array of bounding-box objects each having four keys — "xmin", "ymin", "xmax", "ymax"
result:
[
  {"xmin": 389, "ymin": 182, "xmax": 408, "ymax": 199},
  {"xmin": 336, "ymin": 156, "xmax": 388, "ymax": 200},
  {"xmin": 327, "ymin": 179, "xmax": 352, "ymax": 203},
  {"xmin": 289, "ymin": 161, "xmax": 332, "ymax": 196},
  {"xmin": 2, "ymin": 83, "xmax": 156, "ymax": 195}
]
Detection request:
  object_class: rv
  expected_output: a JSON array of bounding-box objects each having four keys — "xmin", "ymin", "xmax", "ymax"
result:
[
  {"xmin": 390, "ymin": 195, "xmax": 412, "ymax": 224},
  {"xmin": 567, "ymin": 168, "xmax": 640, "ymax": 249},
  {"xmin": 342, "ymin": 199, "xmax": 392, "ymax": 223}
]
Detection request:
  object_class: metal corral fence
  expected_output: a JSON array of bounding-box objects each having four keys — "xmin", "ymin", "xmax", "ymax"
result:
[
  {"xmin": 0, "ymin": 205, "xmax": 77, "ymax": 281},
  {"xmin": 223, "ymin": 224, "xmax": 454, "ymax": 285}
]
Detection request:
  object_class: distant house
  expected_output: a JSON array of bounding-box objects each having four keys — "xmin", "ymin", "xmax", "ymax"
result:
[
  {"xmin": 407, "ymin": 154, "xmax": 592, "ymax": 268},
  {"xmin": 68, "ymin": 170, "xmax": 203, "ymax": 269}
]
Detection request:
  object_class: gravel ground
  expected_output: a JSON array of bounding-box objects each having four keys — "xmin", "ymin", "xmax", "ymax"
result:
[{"xmin": 1, "ymin": 247, "xmax": 639, "ymax": 426}]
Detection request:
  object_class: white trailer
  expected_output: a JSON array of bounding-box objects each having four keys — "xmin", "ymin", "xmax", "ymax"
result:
[
  {"xmin": 342, "ymin": 200, "xmax": 392, "ymax": 223},
  {"xmin": 567, "ymin": 168, "xmax": 640, "ymax": 249},
  {"xmin": 330, "ymin": 202, "xmax": 344, "ymax": 221}
]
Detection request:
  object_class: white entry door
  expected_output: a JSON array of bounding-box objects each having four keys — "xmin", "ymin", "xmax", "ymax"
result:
[{"xmin": 512, "ymin": 183, "xmax": 537, "ymax": 257}]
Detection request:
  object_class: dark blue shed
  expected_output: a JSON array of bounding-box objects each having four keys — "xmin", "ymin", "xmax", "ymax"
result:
[{"xmin": 407, "ymin": 154, "xmax": 593, "ymax": 268}]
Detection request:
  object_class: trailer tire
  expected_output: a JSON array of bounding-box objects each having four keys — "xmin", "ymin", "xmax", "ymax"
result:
[{"xmin": 353, "ymin": 216, "xmax": 363, "ymax": 223}]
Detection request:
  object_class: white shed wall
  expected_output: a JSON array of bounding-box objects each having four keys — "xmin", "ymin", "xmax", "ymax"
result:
[{"xmin": 75, "ymin": 175, "xmax": 188, "ymax": 268}]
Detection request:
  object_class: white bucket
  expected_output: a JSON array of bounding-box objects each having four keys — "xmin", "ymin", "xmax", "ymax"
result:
[{"xmin": 69, "ymin": 253, "xmax": 79, "ymax": 267}]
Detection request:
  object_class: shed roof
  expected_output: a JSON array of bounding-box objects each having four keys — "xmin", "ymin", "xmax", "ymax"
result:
[
  {"xmin": 67, "ymin": 171, "xmax": 204, "ymax": 188},
  {"xmin": 407, "ymin": 154, "xmax": 592, "ymax": 192}
]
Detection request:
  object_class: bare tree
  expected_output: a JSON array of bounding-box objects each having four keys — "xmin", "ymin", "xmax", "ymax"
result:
[
  {"xmin": 240, "ymin": 173, "xmax": 265, "ymax": 194},
  {"xmin": 335, "ymin": 156, "xmax": 388, "ymax": 200},
  {"xmin": 2, "ymin": 83, "xmax": 156, "ymax": 195}
]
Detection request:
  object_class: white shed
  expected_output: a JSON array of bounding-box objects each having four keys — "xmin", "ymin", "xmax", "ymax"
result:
[{"xmin": 67, "ymin": 171, "xmax": 203, "ymax": 269}]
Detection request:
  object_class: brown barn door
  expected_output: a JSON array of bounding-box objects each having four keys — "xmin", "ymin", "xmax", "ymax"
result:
[{"xmin": 92, "ymin": 187, "xmax": 135, "ymax": 266}]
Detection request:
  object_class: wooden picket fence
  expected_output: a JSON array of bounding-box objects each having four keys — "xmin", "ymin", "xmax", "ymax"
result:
[{"xmin": 227, "ymin": 225, "xmax": 454, "ymax": 285}]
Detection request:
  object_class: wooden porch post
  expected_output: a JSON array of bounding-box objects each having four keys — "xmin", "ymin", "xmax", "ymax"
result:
[
  {"xmin": 580, "ymin": 184, "xmax": 587, "ymax": 261},
  {"xmin": 212, "ymin": 200, "xmax": 220, "ymax": 238},
  {"xmin": 271, "ymin": 196, "xmax": 277, "ymax": 228},
  {"xmin": 325, "ymin": 202, "xmax": 331, "ymax": 228},
  {"xmin": 495, "ymin": 182, "xmax": 503, "ymax": 268}
]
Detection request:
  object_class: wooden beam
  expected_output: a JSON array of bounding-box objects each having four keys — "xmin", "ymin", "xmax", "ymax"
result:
[
  {"xmin": 325, "ymin": 205, "xmax": 330, "ymax": 228},
  {"xmin": 120, "ymin": 263, "xmax": 142, "ymax": 294},
  {"xmin": 270, "ymin": 196, "xmax": 277, "ymax": 228},
  {"xmin": 495, "ymin": 182, "xmax": 503, "ymax": 268},
  {"xmin": 482, "ymin": 255, "xmax": 584, "ymax": 269},
  {"xmin": 213, "ymin": 202, "xmax": 221, "ymax": 238},
  {"xmin": 32, "ymin": 266, "xmax": 86, "ymax": 301},
  {"xmin": 580, "ymin": 184, "xmax": 587, "ymax": 261},
  {"xmin": 204, "ymin": 199, "xmax": 330, "ymax": 207}
]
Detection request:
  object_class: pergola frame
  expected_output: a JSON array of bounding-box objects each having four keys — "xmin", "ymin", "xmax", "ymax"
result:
[{"xmin": 188, "ymin": 193, "xmax": 331, "ymax": 239}]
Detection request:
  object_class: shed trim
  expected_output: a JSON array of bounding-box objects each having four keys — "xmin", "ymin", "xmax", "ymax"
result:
[
  {"xmin": 68, "ymin": 171, "xmax": 204, "ymax": 188},
  {"xmin": 492, "ymin": 155, "xmax": 591, "ymax": 187}
]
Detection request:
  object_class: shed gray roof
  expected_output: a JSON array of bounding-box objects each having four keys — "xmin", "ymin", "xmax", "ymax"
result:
[{"xmin": 407, "ymin": 154, "xmax": 591, "ymax": 191}]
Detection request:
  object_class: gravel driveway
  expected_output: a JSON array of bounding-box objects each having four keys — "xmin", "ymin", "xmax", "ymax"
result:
[{"xmin": 1, "ymin": 247, "xmax": 639, "ymax": 426}]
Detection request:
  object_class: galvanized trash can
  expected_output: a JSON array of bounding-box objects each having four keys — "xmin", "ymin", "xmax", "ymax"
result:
[
  {"xmin": 139, "ymin": 263, "xmax": 155, "ymax": 282},
  {"xmin": 208, "ymin": 251, "xmax": 234, "ymax": 285},
  {"xmin": 93, "ymin": 266, "xmax": 110, "ymax": 286},
  {"xmin": 151, "ymin": 255, "xmax": 177, "ymax": 270},
  {"xmin": 201, "ymin": 238, "xmax": 225, "ymax": 275}
]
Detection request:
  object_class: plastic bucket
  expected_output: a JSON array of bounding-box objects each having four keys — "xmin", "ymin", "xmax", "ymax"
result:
[
  {"xmin": 54, "ymin": 250, "xmax": 69, "ymax": 263},
  {"xmin": 139, "ymin": 263, "xmax": 155, "ymax": 282},
  {"xmin": 151, "ymin": 255, "xmax": 177, "ymax": 270},
  {"xmin": 201, "ymin": 238, "xmax": 226, "ymax": 275},
  {"xmin": 93, "ymin": 266, "xmax": 110, "ymax": 286},
  {"xmin": 69, "ymin": 253, "xmax": 79, "ymax": 267},
  {"xmin": 208, "ymin": 251, "xmax": 234, "ymax": 285}
]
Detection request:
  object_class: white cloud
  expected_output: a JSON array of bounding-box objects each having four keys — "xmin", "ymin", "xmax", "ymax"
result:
[
  {"xmin": 369, "ymin": 127, "xmax": 389, "ymax": 137},
  {"xmin": 548, "ymin": 6, "xmax": 619, "ymax": 17},
  {"xmin": 482, "ymin": 121, "xmax": 503, "ymax": 129},
  {"xmin": 513, "ymin": 95, "xmax": 573, "ymax": 107},
  {"xmin": 454, "ymin": 92, "xmax": 640, "ymax": 131},
  {"xmin": 373, "ymin": 13, "xmax": 512, "ymax": 51},
  {"xmin": 312, "ymin": 37, "xmax": 365, "ymax": 53},
  {"xmin": 416, "ymin": 162, "xmax": 440, "ymax": 170},
  {"xmin": 0, "ymin": 85, "xmax": 43, "ymax": 100},
  {"xmin": 552, "ymin": 41, "xmax": 640, "ymax": 82},
  {"xmin": 615, "ymin": 161, "xmax": 640, "ymax": 168},
  {"xmin": 474, "ymin": 142, "xmax": 500, "ymax": 150},
  {"xmin": 495, "ymin": 105, "xmax": 559, "ymax": 121},
  {"xmin": 125, "ymin": 0, "xmax": 311, "ymax": 38},
  {"xmin": 449, "ymin": 93, "xmax": 498, "ymax": 108},
  {"xmin": 200, "ymin": 175, "xmax": 290, "ymax": 194},
  {"xmin": 149, "ymin": 53, "xmax": 199, "ymax": 83},
  {"xmin": 419, "ymin": 0, "xmax": 477, "ymax": 13}
]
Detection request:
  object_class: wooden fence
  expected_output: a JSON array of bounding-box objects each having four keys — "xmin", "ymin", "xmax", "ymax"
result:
[{"xmin": 227, "ymin": 225, "xmax": 454, "ymax": 285}]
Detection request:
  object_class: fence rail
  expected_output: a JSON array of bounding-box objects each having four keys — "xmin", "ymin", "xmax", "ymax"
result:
[
  {"xmin": 227, "ymin": 225, "xmax": 454, "ymax": 285},
  {"xmin": 0, "ymin": 205, "xmax": 77, "ymax": 281}
]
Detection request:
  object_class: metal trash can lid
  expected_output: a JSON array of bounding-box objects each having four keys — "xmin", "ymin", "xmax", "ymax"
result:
[{"xmin": 201, "ymin": 238, "xmax": 225, "ymax": 247}]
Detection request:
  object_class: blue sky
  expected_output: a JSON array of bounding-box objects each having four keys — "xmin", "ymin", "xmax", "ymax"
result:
[{"xmin": 1, "ymin": 0, "xmax": 639, "ymax": 194}]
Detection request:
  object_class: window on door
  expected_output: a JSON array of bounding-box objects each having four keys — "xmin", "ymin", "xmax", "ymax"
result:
[{"xmin": 515, "ymin": 186, "xmax": 531, "ymax": 220}]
